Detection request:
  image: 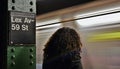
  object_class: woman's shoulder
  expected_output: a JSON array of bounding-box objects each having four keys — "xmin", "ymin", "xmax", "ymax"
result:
[{"xmin": 71, "ymin": 59, "xmax": 83, "ymax": 69}]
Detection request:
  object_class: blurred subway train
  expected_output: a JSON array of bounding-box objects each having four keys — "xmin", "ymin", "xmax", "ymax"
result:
[{"xmin": 36, "ymin": 0, "xmax": 120, "ymax": 69}]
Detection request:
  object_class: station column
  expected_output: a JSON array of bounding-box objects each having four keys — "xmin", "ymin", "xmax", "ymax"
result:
[{"xmin": 0, "ymin": 0, "xmax": 36, "ymax": 69}]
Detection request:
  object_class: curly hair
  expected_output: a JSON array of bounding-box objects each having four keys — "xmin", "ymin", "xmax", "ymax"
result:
[{"xmin": 43, "ymin": 27, "xmax": 82, "ymax": 61}]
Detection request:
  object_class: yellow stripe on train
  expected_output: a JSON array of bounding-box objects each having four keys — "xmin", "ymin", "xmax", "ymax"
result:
[{"xmin": 88, "ymin": 32, "xmax": 120, "ymax": 42}]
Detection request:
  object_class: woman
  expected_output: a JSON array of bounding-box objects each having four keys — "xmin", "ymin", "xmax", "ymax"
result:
[{"xmin": 43, "ymin": 27, "xmax": 83, "ymax": 69}]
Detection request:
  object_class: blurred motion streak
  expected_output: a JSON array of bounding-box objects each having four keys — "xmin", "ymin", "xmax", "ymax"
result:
[
  {"xmin": 76, "ymin": 12, "xmax": 120, "ymax": 27},
  {"xmin": 88, "ymin": 32, "xmax": 120, "ymax": 42}
]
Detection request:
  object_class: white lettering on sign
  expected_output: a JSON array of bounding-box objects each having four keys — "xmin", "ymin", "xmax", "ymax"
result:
[
  {"xmin": 22, "ymin": 24, "xmax": 29, "ymax": 31},
  {"xmin": 11, "ymin": 17, "xmax": 34, "ymax": 31},
  {"xmin": 11, "ymin": 24, "xmax": 20, "ymax": 31},
  {"xmin": 11, "ymin": 17, "xmax": 22, "ymax": 23},
  {"xmin": 24, "ymin": 18, "xmax": 34, "ymax": 23}
]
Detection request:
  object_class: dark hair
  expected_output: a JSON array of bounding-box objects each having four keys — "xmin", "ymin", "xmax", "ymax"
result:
[{"xmin": 43, "ymin": 27, "xmax": 82, "ymax": 61}]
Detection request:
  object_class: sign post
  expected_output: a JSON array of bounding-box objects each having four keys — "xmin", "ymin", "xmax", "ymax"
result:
[{"xmin": 0, "ymin": 0, "xmax": 36, "ymax": 69}]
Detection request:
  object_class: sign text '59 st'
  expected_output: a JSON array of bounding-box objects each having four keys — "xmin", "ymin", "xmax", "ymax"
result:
[{"xmin": 11, "ymin": 17, "xmax": 34, "ymax": 31}]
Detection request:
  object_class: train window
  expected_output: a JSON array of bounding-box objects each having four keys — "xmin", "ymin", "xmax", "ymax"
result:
[
  {"xmin": 36, "ymin": 24, "xmax": 61, "ymax": 30},
  {"xmin": 36, "ymin": 18, "xmax": 62, "ymax": 35},
  {"xmin": 36, "ymin": 18, "xmax": 60, "ymax": 27}
]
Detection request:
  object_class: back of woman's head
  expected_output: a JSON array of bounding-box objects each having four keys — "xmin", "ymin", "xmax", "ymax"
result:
[{"xmin": 44, "ymin": 27, "xmax": 82, "ymax": 57}]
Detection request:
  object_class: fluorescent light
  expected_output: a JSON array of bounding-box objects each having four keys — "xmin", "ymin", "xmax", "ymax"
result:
[{"xmin": 76, "ymin": 12, "xmax": 120, "ymax": 27}]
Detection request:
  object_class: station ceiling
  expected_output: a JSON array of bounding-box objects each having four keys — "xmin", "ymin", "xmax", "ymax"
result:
[{"xmin": 37, "ymin": 0, "xmax": 95, "ymax": 15}]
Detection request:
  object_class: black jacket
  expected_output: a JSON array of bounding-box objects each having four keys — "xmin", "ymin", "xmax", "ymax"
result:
[{"xmin": 43, "ymin": 50, "xmax": 83, "ymax": 69}]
